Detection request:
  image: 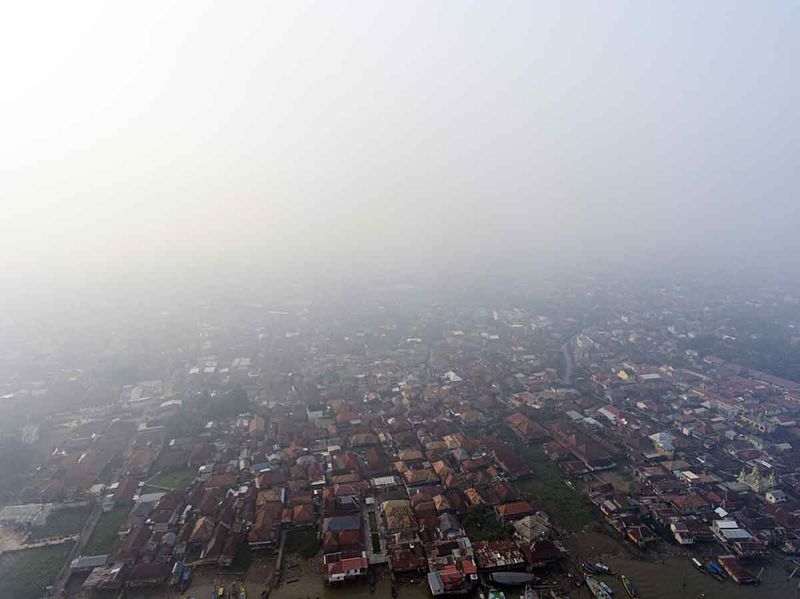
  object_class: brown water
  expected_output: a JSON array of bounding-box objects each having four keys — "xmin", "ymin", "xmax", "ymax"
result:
[
  {"xmin": 122, "ymin": 556, "xmax": 274, "ymax": 599},
  {"xmin": 268, "ymin": 557, "xmax": 797, "ymax": 599},
  {"xmin": 270, "ymin": 576, "xmax": 430, "ymax": 599},
  {"xmin": 128, "ymin": 555, "xmax": 796, "ymax": 599},
  {"xmin": 593, "ymin": 555, "xmax": 796, "ymax": 599}
]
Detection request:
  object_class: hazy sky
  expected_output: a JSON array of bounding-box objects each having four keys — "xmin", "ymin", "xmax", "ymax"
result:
[{"xmin": 1, "ymin": 1, "xmax": 799, "ymax": 289}]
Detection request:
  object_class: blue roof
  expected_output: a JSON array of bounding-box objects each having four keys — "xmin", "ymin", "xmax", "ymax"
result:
[{"xmin": 323, "ymin": 515, "xmax": 361, "ymax": 532}]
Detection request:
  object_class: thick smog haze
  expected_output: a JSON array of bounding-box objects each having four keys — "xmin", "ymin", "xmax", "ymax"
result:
[
  {"xmin": 7, "ymin": 6, "xmax": 800, "ymax": 597},
  {"xmin": 1, "ymin": 0, "xmax": 799, "ymax": 290}
]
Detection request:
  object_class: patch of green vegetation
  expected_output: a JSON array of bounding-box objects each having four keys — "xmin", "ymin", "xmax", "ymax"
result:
[
  {"xmin": 146, "ymin": 468, "xmax": 196, "ymax": 491},
  {"xmin": 462, "ymin": 510, "xmax": 511, "ymax": 541},
  {"xmin": 0, "ymin": 439, "xmax": 35, "ymax": 504},
  {"xmin": 573, "ymin": 381, "xmax": 599, "ymax": 400},
  {"xmin": 27, "ymin": 505, "xmax": 92, "ymax": 542},
  {"xmin": 493, "ymin": 422, "xmax": 593, "ymax": 530},
  {"xmin": 228, "ymin": 543, "xmax": 252, "ymax": 572},
  {"xmin": 526, "ymin": 407, "xmax": 556, "ymax": 423},
  {"xmin": 203, "ymin": 386, "xmax": 251, "ymax": 419},
  {"xmin": 84, "ymin": 505, "xmax": 129, "ymax": 555},
  {"xmin": 97, "ymin": 458, "xmax": 118, "ymax": 484},
  {"xmin": 0, "ymin": 542, "xmax": 73, "ymax": 599},
  {"xmin": 285, "ymin": 528, "xmax": 320, "ymax": 558},
  {"xmin": 514, "ymin": 449, "xmax": 593, "ymax": 530},
  {"xmin": 164, "ymin": 412, "xmax": 206, "ymax": 439}
]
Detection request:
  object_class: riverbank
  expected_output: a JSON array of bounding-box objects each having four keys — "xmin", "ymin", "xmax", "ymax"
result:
[
  {"xmin": 122, "ymin": 555, "xmax": 275, "ymax": 599},
  {"xmin": 560, "ymin": 523, "xmax": 795, "ymax": 599}
]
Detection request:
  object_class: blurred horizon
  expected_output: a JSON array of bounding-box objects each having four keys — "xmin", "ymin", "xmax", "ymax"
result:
[{"xmin": 2, "ymin": 1, "xmax": 799, "ymax": 305}]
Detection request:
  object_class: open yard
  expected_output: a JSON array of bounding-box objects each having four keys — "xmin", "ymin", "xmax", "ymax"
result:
[
  {"xmin": 462, "ymin": 510, "xmax": 510, "ymax": 541},
  {"xmin": 0, "ymin": 542, "xmax": 73, "ymax": 599},
  {"xmin": 26, "ymin": 504, "xmax": 92, "ymax": 542},
  {"xmin": 595, "ymin": 470, "xmax": 635, "ymax": 494},
  {"xmin": 515, "ymin": 464, "xmax": 593, "ymax": 530},
  {"xmin": 284, "ymin": 528, "xmax": 319, "ymax": 558},
  {"xmin": 83, "ymin": 505, "xmax": 129, "ymax": 555},
  {"xmin": 494, "ymin": 422, "xmax": 593, "ymax": 530},
  {"xmin": 144, "ymin": 468, "xmax": 196, "ymax": 492}
]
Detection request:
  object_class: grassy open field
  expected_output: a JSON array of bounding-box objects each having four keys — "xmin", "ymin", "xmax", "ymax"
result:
[
  {"xmin": 83, "ymin": 505, "xmax": 129, "ymax": 555},
  {"xmin": 144, "ymin": 468, "xmax": 196, "ymax": 492},
  {"xmin": 0, "ymin": 542, "xmax": 73, "ymax": 599},
  {"xmin": 494, "ymin": 422, "xmax": 593, "ymax": 530},
  {"xmin": 26, "ymin": 505, "xmax": 92, "ymax": 542},
  {"xmin": 284, "ymin": 528, "xmax": 319, "ymax": 558},
  {"xmin": 515, "ymin": 455, "xmax": 593, "ymax": 530},
  {"xmin": 596, "ymin": 470, "xmax": 635, "ymax": 493},
  {"xmin": 462, "ymin": 509, "xmax": 510, "ymax": 541}
]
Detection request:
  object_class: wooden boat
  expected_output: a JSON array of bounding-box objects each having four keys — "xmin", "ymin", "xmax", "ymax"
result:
[
  {"xmin": 585, "ymin": 576, "xmax": 612, "ymax": 599},
  {"xmin": 581, "ymin": 562, "xmax": 598, "ymax": 575},
  {"xmin": 523, "ymin": 584, "xmax": 540, "ymax": 599},
  {"xmin": 691, "ymin": 557, "xmax": 705, "ymax": 572},
  {"xmin": 620, "ymin": 575, "xmax": 638, "ymax": 598},
  {"xmin": 599, "ymin": 580, "xmax": 614, "ymax": 597},
  {"xmin": 594, "ymin": 562, "xmax": 612, "ymax": 575}
]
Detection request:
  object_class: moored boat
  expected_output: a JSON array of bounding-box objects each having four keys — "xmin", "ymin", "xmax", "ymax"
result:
[
  {"xmin": 488, "ymin": 589, "xmax": 506, "ymax": 599},
  {"xmin": 523, "ymin": 584, "xmax": 540, "ymax": 599},
  {"xmin": 585, "ymin": 576, "xmax": 612, "ymax": 599},
  {"xmin": 691, "ymin": 557, "xmax": 704, "ymax": 572},
  {"xmin": 581, "ymin": 562, "xmax": 598, "ymax": 575},
  {"xmin": 594, "ymin": 562, "xmax": 612, "ymax": 575},
  {"xmin": 620, "ymin": 575, "xmax": 638, "ymax": 598},
  {"xmin": 599, "ymin": 580, "xmax": 614, "ymax": 597}
]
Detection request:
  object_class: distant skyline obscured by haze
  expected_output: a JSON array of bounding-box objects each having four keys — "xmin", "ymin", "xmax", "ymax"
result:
[{"xmin": 1, "ymin": 0, "xmax": 799, "ymax": 294}]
